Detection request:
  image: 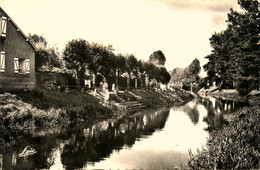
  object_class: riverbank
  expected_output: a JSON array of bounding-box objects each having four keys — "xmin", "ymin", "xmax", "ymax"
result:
[
  {"xmin": 189, "ymin": 105, "xmax": 260, "ymax": 169},
  {"xmin": 189, "ymin": 89, "xmax": 260, "ymax": 169},
  {"xmin": 198, "ymin": 88, "xmax": 260, "ymax": 105},
  {"xmin": 0, "ymin": 88, "xmax": 193, "ymax": 136}
]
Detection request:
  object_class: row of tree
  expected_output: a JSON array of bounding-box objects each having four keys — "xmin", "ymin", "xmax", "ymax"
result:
[
  {"xmin": 63, "ymin": 39, "xmax": 171, "ymax": 89},
  {"xmin": 171, "ymin": 58, "xmax": 201, "ymax": 84},
  {"xmin": 203, "ymin": 0, "xmax": 260, "ymax": 95},
  {"xmin": 29, "ymin": 35, "xmax": 171, "ymax": 90}
]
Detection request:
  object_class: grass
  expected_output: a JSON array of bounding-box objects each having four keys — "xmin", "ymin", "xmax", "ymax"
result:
[
  {"xmin": 188, "ymin": 105, "xmax": 260, "ymax": 169},
  {"xmin": 0, "ymin": 88, "xmax": 114, "ymax": 131},
  {"xmin": 0, "ymin": 93, "xmax": 70, "ymax": 133},
  {"xmin": 10, "ymin": 88, "xmax": 101, "ymax": 110},
  {"xmin": 131, "ymin": 88, "xmax": 193, "ymax": 108},
  {"xmin": 9, "ymin": 88, "xmax": 113, "ymax": 123},
  {"xmin": 0, "ymin": 87, "xmax": 193, "ymax": 136}
]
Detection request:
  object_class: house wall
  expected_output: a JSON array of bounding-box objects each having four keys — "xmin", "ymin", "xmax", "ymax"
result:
[{"xmin": 0, "ymin": 9, "xmax": 36, "ymax": 89}]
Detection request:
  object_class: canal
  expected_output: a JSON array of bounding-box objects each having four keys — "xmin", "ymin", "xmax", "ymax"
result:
[{"xmin": 0, "ymin": 96, "xmax": 248, "ymax": 169}]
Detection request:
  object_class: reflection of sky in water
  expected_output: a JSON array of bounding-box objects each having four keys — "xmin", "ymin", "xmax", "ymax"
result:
[
  {"xmin": 79, "ymin": 104, "xmax": 208, "ymax": 169},
  {"xmin": 1, "ymin": 96, "xmax": 249, "ymax": 170},
  {"xmin": 48, "ymin": 97, "xmax": 247, "ymax": 169}
]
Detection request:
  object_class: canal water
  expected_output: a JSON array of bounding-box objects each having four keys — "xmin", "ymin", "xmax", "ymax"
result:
[{"xmin": 0, "ymin": 96, "xmax": 248, "ymax": 169}]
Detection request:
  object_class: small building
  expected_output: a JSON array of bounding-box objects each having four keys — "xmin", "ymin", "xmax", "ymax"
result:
[{"xmin": 0, "ymin": 7, "xmax": 37, "ymax": 89}]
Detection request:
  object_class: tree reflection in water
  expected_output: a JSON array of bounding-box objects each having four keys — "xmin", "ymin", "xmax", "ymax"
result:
[
  {"xmin": 182, "ymin": 96, "xmax": 248, "ymax": 132},
  {"xmin": 0, "ymin": 107, "xmax": 169, "ymax": 169},
  {"xmin": 60, "ymin": 108, "xmax": 170, "ymax": 169},
  {"xmin": 0, "ymin": 97, "xmax": 248, "ymax": 169}
]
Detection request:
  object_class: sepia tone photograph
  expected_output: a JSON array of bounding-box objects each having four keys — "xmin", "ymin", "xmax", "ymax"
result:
[{"xmin": 0, "ymin": 0, "xmax": 259, "ymax": 169}]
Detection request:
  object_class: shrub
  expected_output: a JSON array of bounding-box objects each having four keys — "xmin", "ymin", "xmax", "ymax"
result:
[
  {"xmin": 235, "ymin": 78, "xmax": 253, "ymax": 96},
  {"xmin": 0, "ymin": 93, "xmax": 70, "ymax": 133},
  {"xmin": 189, "ymin": 106, "xmax": 260, "ymax": 169}
]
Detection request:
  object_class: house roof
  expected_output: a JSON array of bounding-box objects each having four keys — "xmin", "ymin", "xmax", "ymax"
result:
[{"xmin": 0, "ymin": 7, "xmax": 38, "ymax": 51}]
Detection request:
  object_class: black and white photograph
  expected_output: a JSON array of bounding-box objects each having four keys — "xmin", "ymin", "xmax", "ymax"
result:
[{"xmin": 0, "ymin": 0, "xmax": 259, "ymax": 169}]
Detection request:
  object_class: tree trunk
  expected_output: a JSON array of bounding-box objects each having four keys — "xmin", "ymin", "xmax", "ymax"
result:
[
  {"xmin": 127, "ymin": 72, "xmax": 131, "ymax": 90},
  {"xmin": 92, "ymin": 73, "xmax": 96, "ymax": 90},
  {"xmin": 116, "ymin": 76, "xmax": 119, "ymax": 91},
  {"xmin": 135, "ymin": 78, "xmax": 138, "ymax": 89},
  {"xmin": 115, "ymin": 70, "xmax": 119, "ymax": 91},
  {"xmin": 145, "ymin": 74, "xmax": 149, "ymax": 87}
]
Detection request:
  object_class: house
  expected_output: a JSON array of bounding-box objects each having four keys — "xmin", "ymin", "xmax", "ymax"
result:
[{"xmin": 0, "ymin": 7, "xmax": 37, "ymax": 89}]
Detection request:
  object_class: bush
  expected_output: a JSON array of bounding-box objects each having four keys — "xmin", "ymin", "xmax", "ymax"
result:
[
  {"xmin": 235, "ymin": 78, "xmax": 253, "ymax": 96},
  {"xmin": 189, "ymin": 106, "xmax": 260, "ymax": 169},
  {"xmin": 67, "ymin": 103, "xmax": 112, "ymax": 124}
]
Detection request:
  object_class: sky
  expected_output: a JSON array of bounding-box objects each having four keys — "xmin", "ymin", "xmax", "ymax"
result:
[{"xmin": 0, "ymin": 0, "xmax": 240, "ymax": 76}]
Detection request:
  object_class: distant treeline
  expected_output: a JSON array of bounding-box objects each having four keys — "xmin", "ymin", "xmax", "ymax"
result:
[{"xmin": 29, "ymin": 34, "xmax": 171, "ymax": 90}]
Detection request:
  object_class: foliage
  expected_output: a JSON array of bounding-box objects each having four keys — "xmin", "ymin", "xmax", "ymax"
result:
[
  {"xmin": 114, "ymin": 54, "xmax": 127, "ymax": 88},
  {"xmin": 0, "ymin": 93, "xmax": 69, "ymax": 133},
  {"xmin": 115, "ymin": 54, "xmax": 126, "ymax": 76},
  {"xmin": 36, "ymin": 48, "xmax": 63, "ymax": 71},
  {"xmin": 149, "ymin": 50, "xmax": 166, "ymax": 66},
  {"xmin": 28, "ymin": 33, "xmax": 47, "ymax": 49},
  {"xmin": 158, "ymin": 67, "xmax": 171, "ymax": 84},
  {"xmin": 131, "ymin": 89, "xmax": 192, "ymax": 108},
  {"xmin": 125, "ymin": 54, "xmax": 138, "ymax": 76},
  {"xmin": 188, "ymin": 58, "xmax": 201, "ymax": 80},
  {"xmin": 235, "ymin": 77, "xmax": 255, "ymax": 95},
  {"xmin": 171, "ymin": 58, "xmax": 201, "ymax": 84},
  {"xmin": 189, "ymin": 106, "xmax": 260, "ymax": 169},
  {"xmin": 28, "ymin": 34, "xmax": 63, "ymax": 72},
  {"xmin": 63, "ymin": 39, "xmax": 92, "ymax": 86},
  {"xmin": 203, "ymin": 0, "xmax": 260, "ymax": 95},
  {"xmin": 125, "ymin": 54, "xmax": 138, "ymax": 89},
  {"xmin": 171, "ymin": 68, "xmax": 184, "ymax": 80},
  {"xmin": 62, "ymin": 38, "xmax": 171, "ymax": 89},
  {"xmin": 8, "ymin": 88, "xmax": 113, "ymax": 125},
  {"xmin": 88, "ymin": 43, "xmax": 115, "ymax": 79},
  {"xmin": 66, "ymin": 103, "xmax": 112, "ymax": 124}
]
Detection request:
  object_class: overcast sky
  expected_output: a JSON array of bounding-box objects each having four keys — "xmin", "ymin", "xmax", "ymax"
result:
[{"xmin": 0, "ymin": 0, "xmax": 239, "ymax": 76}]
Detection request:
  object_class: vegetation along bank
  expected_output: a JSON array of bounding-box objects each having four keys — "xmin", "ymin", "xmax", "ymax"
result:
[
  {"xmin": 188, "ymin": 0, "xmax": 260, "ymax": 168},
  {"xmin": 0, "ymin": 87, "xmax": 193, "ymax": 137}
]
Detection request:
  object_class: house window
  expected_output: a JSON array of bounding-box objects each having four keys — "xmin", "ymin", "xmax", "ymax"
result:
[
  {"xmin": 0, "ymin": 51, "xmax": 5, "ymax": 72},
  {"xmin": 14, "ymin": 58, "xmax": 30, "ymax": 74},
  {"xmin": 0, "ymin": 16, "xmax": 7, "ymax": 37},
  {"xmin": 25, "ymin": 59, "xmax": 30, "ymax": 74}
]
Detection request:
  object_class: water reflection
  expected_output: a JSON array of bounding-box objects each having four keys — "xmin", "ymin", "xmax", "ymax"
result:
[
  {"xmin": 0, "ymin": 96, "xmax": 248, "ymax": 169},
  {"xmin": 59, "ymin": 108, "xmax": 170, "ymax": 169},
  {"xmin": 183, "ymin": 96, "xmax": 248, "ymax": 131}
]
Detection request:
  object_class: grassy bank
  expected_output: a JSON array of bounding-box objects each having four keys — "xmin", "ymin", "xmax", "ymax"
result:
[
  {"xmin": 0, "ymin": 87, "xmax": 193, "ymax": 138},
  {"xmin": 0, "ymin": 93, "xmax": 69, "ymax": 133},
  {"xmin": 189, "ymin": 105, "xmax": 260, "ymax": 169},
  {"xmin": 131, "ymin": 88, "xmax": 193, "ymax": 108},
  {"xmin": 10, "ymin": 88, "xmax": 113, "ymax": 124}
]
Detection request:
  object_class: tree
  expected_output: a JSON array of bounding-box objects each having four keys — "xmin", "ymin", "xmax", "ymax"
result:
[
  {"xmin": 159, "ymin": 67, "xmax": 171, "ymax": 85},
  {"xmin": 227, "ymin": 0, "xmax": 260, "ymax": 95},
  {"xmin": 203, "ymin": 0, "xmax": 260, "ymax": 95},
  {"xmin": 114, "ymin": 54, "xmax": 126, "ymax": 89},
  {"xmin": 28, "ymin": 34, "xmax": 62, "ymax": 71},
  {"xmin": 28, "ymin": 33, "xmax": 47, "ymax": 49},
  {"xmin": 142, "ymin": 61, "xmax": 160, "ymax": 87},
  {"xmin": 88, "ymin": 43, "xmax": 115, "ymax": 89},
  {"xmin": 125, "ymin": 54, "xmax": 138, "ymax": 89},
  {"xmin": 171, "ymin": 67, "xmax": 185, "ymax": 84},
  {"xmin": 137, "ymin": 60, "xmax": 146, "ymax": 87},
  {"xmin": 63, "ymin": 39, "xmax": 92, "ymax": 86},
  {"xmin": 149, "ymin": 50, "xmax": 166, "ymax": 66},
  {"xmin": 188, "ymin": 58, "xmax": 201, "ymax": 83}
]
